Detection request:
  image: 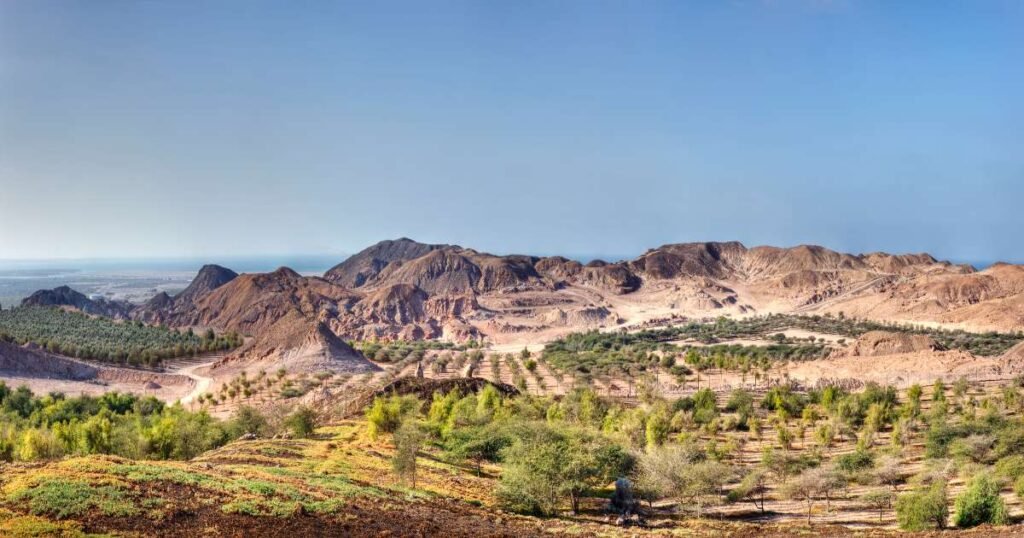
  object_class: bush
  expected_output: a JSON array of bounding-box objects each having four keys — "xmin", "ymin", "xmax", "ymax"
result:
[
  {"xmin": 895, "ymin": 481, "xmax": 948, "ymax": 530},
  {"xmin": 835, "ymin": 447, "xmax": 874, "ymax": 473},
  {"xmin": 692, "ymin": 388, "xmax": 718, "ymax": 425},
  {"xmin": 994, "ymin": 455, "xmax": 1024, "ymax": 481},
  {"xmin": 231, "ymin": 406, "xmax": 270, "ymax": 437},
  {"xmin": 952, "ymin": 474, "xmax": 1009, "ymax": 528},
  {"xmin": 366, "ymin": 395, "xmax": 420, "ymax": 439},
  {"xmin": 284, "ymin": 406, "xmax": 317, "ymax": 438}
]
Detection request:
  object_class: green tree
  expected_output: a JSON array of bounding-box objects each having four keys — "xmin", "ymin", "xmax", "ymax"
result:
[
  {"xmin": 895, "ymin": 481, "xmax": 949, "ymax": 530},
  {"xmin": 284, "ymin": 406, "xmax": 317, "ymax": 438},
  {"xmin": 443, "ymin": 424, "xmax": 511, "ymax": 476},
  {"xmin": 644, "ymin": 408, "xmax": 671, "ymax": 449},
  {"xmin": 80, "ymin": 411, "xmax": 114, "ymax": 454},
  {"xmin": 366, "ymin": 395, "xmax": 420, "ymax": 439},
  {"xmin": 861, "ymin": 488, "xmax": 896, "ymax": 523},
  {"xmin": 952, "ymin": 474, "xmax": 1009, "ymax": 528},
  {"xmin": 727, "ymin": 467, "xmax": 769, "ymax": 513},
  {"xmin": 393, "ymin": 421, "xmax": 426, "ymax": 488},
  {"xmin": 231, "ymin": 405, "xmax": 269, "ymax": 437},
  {"xmin": 637, "ymin": 443, "xmax": 732, "ymax": 518},
  {"xmin": 496, "ymin": 424, "xmax": 631, "ymax": 516}
]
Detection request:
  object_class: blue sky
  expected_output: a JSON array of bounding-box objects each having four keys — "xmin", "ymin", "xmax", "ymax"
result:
[{"xmin": 1, "ymin": 1, "xmax": 1022, "ymax": 263}]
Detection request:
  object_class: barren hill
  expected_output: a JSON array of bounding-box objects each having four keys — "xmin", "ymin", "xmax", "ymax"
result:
[
  {"xmin": 325, "ymin": 237, "xmax": 448, "ymax": 288},
  {"xmin": 23, "ymin": 238, "xmax": 1024, "ymax": 370},
  {"xmin": 21, "ymin": 285, "xmax": 132, "ymax": 318},
  {"xmin": 172, "ymin": 264, "xmax": 239, "ymax": 308}
]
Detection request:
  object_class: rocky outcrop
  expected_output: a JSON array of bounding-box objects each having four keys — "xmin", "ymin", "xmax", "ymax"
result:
[
  {"xmin": 630, "ymin": 241, "xmax": 746, "ymax": 280},
  {"xmin": 579, "ymin": 262, "xmax": 642, "ymax": 294},
  {"xmin": 21, "ymin": 286, "xmax": 132, "ymax": 318},
  {"xmin": 173, "ymin": 264, "xmax": 238, "ymax": 307},
  {"xmin": 839, "ymin": 331, "xmax": 944, "ymax": 357},
  {"xmin": 324, "ymin": 237, "xmax": 447, "ymax": 288}
]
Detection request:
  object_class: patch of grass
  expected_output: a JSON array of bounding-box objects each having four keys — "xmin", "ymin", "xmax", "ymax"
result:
[
  {"xmin": 255, "ymin": 446, "xmax": 303, "ymax": 458},
  {"xmin": 0, "ymin": 509, "xmax": 109, "ymax": 537},
  {"xmin": 221, "ymin": 499, "xmax": 302, "ymax": 517},
  {"xmin": 6, "ymin": 477, "xmax": 138, "ymax": 520},
  {"xmin": 231, "ymin": 479, "xmax": 284, "ymax": 498},
  {"xmin": 305, "ymin": 475, "xmax": 384, "ymax": 498},
  {"xmin": 109, "ymin": 462, "xmax": 222, "ymax": 489},
  {"xmin": 300, "ymin": 499, "xmax": 347, "ymax": 515}
]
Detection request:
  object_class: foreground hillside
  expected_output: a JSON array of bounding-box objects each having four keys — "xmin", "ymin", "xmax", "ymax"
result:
[
  {"xmin": 3, "ymin": 416, "xmax": 1024, "ymax": 538},
  {"xmin": 0, "ymin": 422, "xmax": 563, "ymax": 537}
]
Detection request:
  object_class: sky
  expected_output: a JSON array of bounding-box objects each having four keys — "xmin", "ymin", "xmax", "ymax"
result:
[{"xmin": 1, "ymin": 1, "xmax": 1022, "ymax": 264}]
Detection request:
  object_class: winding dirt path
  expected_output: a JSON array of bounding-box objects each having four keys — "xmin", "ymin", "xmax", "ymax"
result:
[
  {"xmin": 171, "ymin": 354, "xmax": 225, "ymax": 405},
  {"xmin": 176, "ymin": 359, "xmax": 218, "ymax": 405}
]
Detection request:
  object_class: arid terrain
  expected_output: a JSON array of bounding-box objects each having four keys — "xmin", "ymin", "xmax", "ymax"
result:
[
  {"xmin": 7, "ymin": 238, "xmax": 1024, "ymax": 403},
  {"xmin": 4, "ymin": 238, "xmax": 1024, "ymax": 536}
]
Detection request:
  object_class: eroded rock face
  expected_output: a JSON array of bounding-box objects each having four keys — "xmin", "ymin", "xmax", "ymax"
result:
[
  {"xmin": 839, "ymin": 331, "xmax": 944, "ymax": 357},
  {"xmin": 26, "ymin": 237, "xmax": 1024, "ymax": 373},
  {"xmin": 579, "ymin": 263, "xmax": 641, "ymax": 294}
]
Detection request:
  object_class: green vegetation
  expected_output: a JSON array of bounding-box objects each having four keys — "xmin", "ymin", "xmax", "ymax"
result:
[
  {"xmin": 283, "ymin": 406, "xmax": 318, "ymax": 438},
  {"xmin": 543, "ymin": 314, "xmax": 1023, "ymax": 380},
  {"xmin": 951, "ymin": 474, "xmax": 1008, "ymax": 528},
  {"xmin": 356, "ymin": 339, "xmax": 469, "ymax": 363},
  {"xmin": 7, "ymin": 477, "xmax": 138, "ymax": 519},
  {"xmin": 895, "ymin": 482, "xmax": 949, "ymax": 530},
  {"xmin": 0, "ymin": 383, "xmax": 238, "ymax": 462},
  {"xmin": 350, "ymin": 361, "xmax": 1024, "ymax": 529},
  {"xmin": 0, "ymin": 306, "xmax": 241, "ymax": 367}
]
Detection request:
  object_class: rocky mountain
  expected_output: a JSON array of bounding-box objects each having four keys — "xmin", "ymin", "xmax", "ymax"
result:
[
  {"xmin": 315, "ymin": 238, "xmax": 1021, "ymax": 336},
  {"xmin": 21, "ymin": 238, "xmax": 1024, "ymax": 369},
  {"xmin": 21, "ymin": 286, "xmax": 132, "ymax": 318},
  {"xmin": 135, "ymin": 264, "xmax": 238, "ymax": 323},
  {"xmin": 325, "ymin": 238, "xmax": 447, "ymax": 288},
  {"xmin": 172, "ymin": 264, "xmax": 239, "ymax": 308}
]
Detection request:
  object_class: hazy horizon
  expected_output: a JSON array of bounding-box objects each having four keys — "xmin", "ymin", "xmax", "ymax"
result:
[
  {"xmin": 0, "ymin": 239, "xmax": 1019, "ymax": 271},
  {"xmin": 3, "ymin": 2, "xmax": 1022, "ymax": 262}
]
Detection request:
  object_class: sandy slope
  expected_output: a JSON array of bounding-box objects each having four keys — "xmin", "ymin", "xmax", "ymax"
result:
[{"xmin": 0, "ymin": 342, "xmax": 195, "ymax": 400}]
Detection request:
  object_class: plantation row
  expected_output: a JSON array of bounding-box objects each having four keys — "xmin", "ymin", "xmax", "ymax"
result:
[
  {"xmin": 356, "ymin": 338, "xmax": 472, "ymax": 364},
  {"xmin": 551, "ymin": 314, "xmax": 1023, "ymax": 356},
  {"xmin": 540, "ymin": 313, "xmax": 1024, "ymax": 379},
  {"xmin": 0, "ymin": 306, "xmax": 242, "ymax": 367}
]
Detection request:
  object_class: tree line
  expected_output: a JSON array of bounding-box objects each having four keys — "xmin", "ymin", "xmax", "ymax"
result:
[
  {"xmin": 0, "ymin": 382, "xmax": 317, "ymax": 462},
  {"xmin": 0, "ymin": 306, "xmax": 242, "ymax": 367}
]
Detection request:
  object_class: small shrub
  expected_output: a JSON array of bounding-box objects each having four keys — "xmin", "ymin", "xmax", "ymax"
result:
[
  {"xmin": 952, "ymin": 474, "xmax": 1009, "ymax": 528},
  {"xmin": 835, "ymin": 447, "xmax": 873, "ymax": 473},
  {"xmin": 284, "ymin": 406, "xmax": 317, "ymax": 438},
  {"xmin": 895, "ymin": 481, "xmax": 948, "ymax": 530}
]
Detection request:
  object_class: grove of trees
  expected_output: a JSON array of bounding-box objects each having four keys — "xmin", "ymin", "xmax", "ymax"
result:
[{"xmin": 0, "ymin": 306, "xmax": 242, "ymax": 367}]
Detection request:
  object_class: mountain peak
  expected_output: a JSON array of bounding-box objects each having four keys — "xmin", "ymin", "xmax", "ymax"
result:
[
  {"xmin": 174, "ymin": 264, "xmax": 239, "ymax": 306},
  {"xmin": 324, "ymin": 238, "xmax": 451, "ymax": 288}
]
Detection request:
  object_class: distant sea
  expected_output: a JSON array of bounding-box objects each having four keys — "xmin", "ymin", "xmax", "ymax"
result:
[{"xmin": 0, "ymin": 255, "xmax": 344, "ymax": 309}]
